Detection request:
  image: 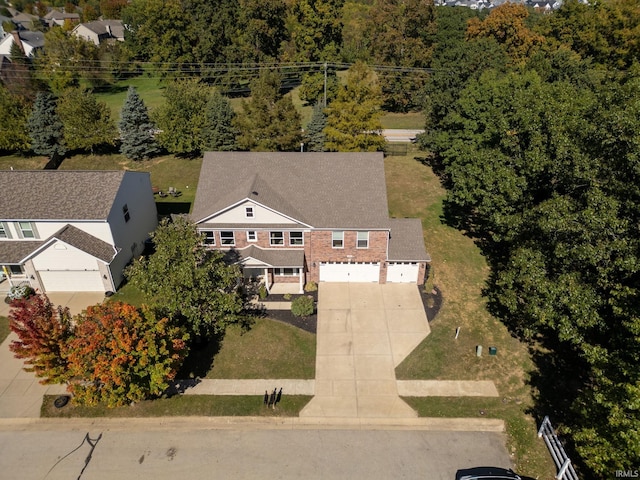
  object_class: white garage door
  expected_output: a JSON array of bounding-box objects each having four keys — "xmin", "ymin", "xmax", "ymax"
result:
[
  {"xmin": 386, "ymin": 262, "xmax": 420, "ymax": 283},
  {"xmin": 319, "ymin": 262, "xmax": 380, "ymax": 282},
  {"xmin": 39, "ymin": 270, "xmax": 105, "ymax": 292}
]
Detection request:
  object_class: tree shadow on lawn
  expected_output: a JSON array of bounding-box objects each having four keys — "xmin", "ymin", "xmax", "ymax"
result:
[{"xmin": 176, "ymin": 333, "xmax": 224, "ymax": 381}]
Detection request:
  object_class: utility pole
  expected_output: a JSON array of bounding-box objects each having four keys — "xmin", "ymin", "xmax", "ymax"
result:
[{"xmin": 323, "ymin": 62, "xmax": 327, "ymax": 107}]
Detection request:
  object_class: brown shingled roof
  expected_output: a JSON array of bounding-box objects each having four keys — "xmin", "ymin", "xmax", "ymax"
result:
[
  {"xmin": 226, "ymin": 246, "xmax": 305, "ymax": 267},
  {"xmin": 0, "ymin": 240, "xmax": 43, "ymax": 263},
  {"xmin": 191, "ymin": 152, "xmax": 390, "ymax": 229},
  {"xmin": 51, "ymin": 224, "xmax": 117, "ymax": 262},
  {"xmin": 0, "ymin": 171, "xmax": 126, "ymax": 220},
  {"xmin": 388, "ymin": 218, "xmax": 431, "ymax": 262}
]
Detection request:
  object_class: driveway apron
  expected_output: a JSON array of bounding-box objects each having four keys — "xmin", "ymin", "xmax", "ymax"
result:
[{"xmin": 300, "ymin": 283, "xmax": 430, "ymax": 419}]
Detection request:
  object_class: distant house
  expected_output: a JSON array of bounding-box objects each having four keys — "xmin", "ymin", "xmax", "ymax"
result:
[
  {"xmin": 0, "ymin": 171, "xmax": 157, "ymax": 293},
  {"xmin": 5, "ymin": 8, "xmax": 41, "ymax": 31},
  {"xmin": 43, "ymin": 9, "xmax": 80, "ymax": 28},
  {"xmin": 0, "ymin": 31, "xmax": 44, "ymax": 57},
  {"xmin": 190, "ymin": 152, "xmax": 431, "ymax": 293},
  {"xmin": 72, "ymin": 20, "xmax": 124, "ymax": 46}
]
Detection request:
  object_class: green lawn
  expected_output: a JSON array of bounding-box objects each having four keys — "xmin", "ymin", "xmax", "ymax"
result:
[
  {"xmin": 93, "ymin": 75, "xmax": 168, "ymax": 118},
  {"xmin": 0, "ymin": 316, "xmax": 9, "ymax": 344},
  {"xmin": 380, "ymin": 112, "xmax": 425, "ymax": 129},
  {"xmin": 42, "ymin": 394, "xmax": 312, "ymax": 418},
  {"xmin": 385, "ymin": 155, "xmax": 555, "ymax": 479}
]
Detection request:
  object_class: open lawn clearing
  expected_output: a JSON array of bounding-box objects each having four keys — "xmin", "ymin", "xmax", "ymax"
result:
[
  {"xmin": 41, "ymin": 394, "xmax": 312, "ymax": 418},
  {"xmin": 385, "ymin": 155, "xmax": 554, "ymax": 479},
  {"xmin": 380, "ymin": 111, "xmax": 424, "ymax": 129},
  {"xmin": 192, "ymin": 319, "xmax": 316, "ymax": 380},
  {"xmin": 0, "ymin": 155, "xmax": 47, "ymax": 170},
  {"xmin": 93, "ymin": 75, "xmax": 167, "ymax": 118}
]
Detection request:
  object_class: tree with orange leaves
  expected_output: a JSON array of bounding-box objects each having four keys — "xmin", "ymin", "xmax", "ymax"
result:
[
  {"xmin": 66, "ymin": 302, "xmax": 188, "ymax": 407},
  {"xmin": 466, "ymin": 3, "xmax": 545, "ymax": 66}
]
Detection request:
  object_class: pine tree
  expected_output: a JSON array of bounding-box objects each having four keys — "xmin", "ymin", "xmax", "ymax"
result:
[
  {"xmin": 201, "ymin": 91, "xmax": 238, "ymax": 151},
  {"xmin": 119, "ymin": 86, "xmax": 160, "ymax": 160},
  {"xmin": 27, "ymin": 92, "xmax": 66, "ymax": 158},
  {"xmin": 305, "ymin": 102, "xmax": 327, "ymax": 152}
]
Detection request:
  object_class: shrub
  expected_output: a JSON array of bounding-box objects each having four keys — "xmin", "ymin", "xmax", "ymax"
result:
[
  {"xmin": 8, "ymin": 284, "xmax": 35, "ymax": 301},
  {"xmin": 283, "ymin": 293, "xmax": 292, "ymax": 300},
  {"xmin": 291, "ymin": 295, "xmax": 314, "ymax": 317},
  {"xmin": 304, "ymin": 281, "xmax": 318, "ymax": 292},
  {"xmin": 258, "ymin": 284, "xmax": 268, "ymax": 299}
]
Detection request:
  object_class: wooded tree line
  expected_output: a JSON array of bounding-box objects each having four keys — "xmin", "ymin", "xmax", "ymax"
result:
[{"xmin": 419, "ymin": 1, "xmax": 640, "ymax": 476}]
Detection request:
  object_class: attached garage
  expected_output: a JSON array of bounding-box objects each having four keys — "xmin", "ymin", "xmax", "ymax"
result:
[
  {"xmin": 386, "ymin": 262, "xmax": 420, "ymax": 283},
  {"xmin": 319, "ymin": 262, "xmax": 380, "ymax": 282},
  {"xmin": 38, "ymin": 270, "xmax": 105, "ymax": 292}
]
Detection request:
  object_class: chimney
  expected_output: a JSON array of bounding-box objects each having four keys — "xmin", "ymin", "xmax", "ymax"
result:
[{"xmin": 11, "ymin": 31, "xmax": 25, "ymax": 55}]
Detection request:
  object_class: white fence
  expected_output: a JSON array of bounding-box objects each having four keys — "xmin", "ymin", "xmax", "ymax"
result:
[{"xmin": 538, "ymin": 416, "xmax": 579, "ymax": 480}]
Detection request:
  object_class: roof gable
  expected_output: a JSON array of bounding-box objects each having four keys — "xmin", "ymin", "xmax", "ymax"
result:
[
  {"xmin": 191, "ymin": 152, "xmax": 391, "ymax": 229},
  {"xmin": 0, "ymin": 170, "xmax": 127, "ymax": 220}
]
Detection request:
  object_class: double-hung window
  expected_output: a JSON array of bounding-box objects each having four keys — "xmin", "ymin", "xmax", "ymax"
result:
[
  {"xmin": 0, "ymin": 222, "xmax": 9, "ymax": 239},
  {"xmin": 289, "ymin": 231, "xmax": 303, "ymax": 246},
  {"xmin": 332, "ymin": 231, "xmax": 344, "ymax": 248},
  {"xmin": 247, "ymin": 231, "xmax": 257, "ymax": 242},
  {"xmin": 270, "ymin": 231, "xmax": 284, "ymax": 246},
  {"xmin": 220, "ymin": 231, "xmax": 235, "ymax": 246},
  {"xmin": 202, "ymin": 231, "xmax": 215, "ymax": 245},
  {"xmin": 357, "ymin": 231, "xmax": 369, "ymax": 249},
  {"xmin": 18, "ymin": 222, "xmax": 36, "ymax": 239},
  {"xmin": 275, "ymin": 268, "xmax": 299, "ymax": 276},
  {"xmin": 245, "ymin": 206, "xmax": 254, "ymax": 218}
]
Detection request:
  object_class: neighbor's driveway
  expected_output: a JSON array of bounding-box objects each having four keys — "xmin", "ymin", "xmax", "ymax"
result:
[
  {"xmin": 0, "ymin": 292, "xmax": 104, "ymax": 418},
  {"xmin": 300, "ymin": 283, "xmax": 430, "ymax": 419}
]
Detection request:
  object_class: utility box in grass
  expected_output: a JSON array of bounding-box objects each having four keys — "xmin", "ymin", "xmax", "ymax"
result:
[{"xmin": 489, "ymin": 346, "xmax": 497, "ymax": 356}]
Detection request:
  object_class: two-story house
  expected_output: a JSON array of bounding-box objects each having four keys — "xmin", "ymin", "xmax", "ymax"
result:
[
  {"xmin": 190, "ymin": 152, "xmax": 430, "ymax": 293},
  {"xmin": 0, "ymin": 170, "xmax": 157, "ymax": 293}
]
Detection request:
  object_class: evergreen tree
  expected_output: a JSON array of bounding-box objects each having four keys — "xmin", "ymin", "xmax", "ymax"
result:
[
  {"xmin": 118, "ymin": 86, "xmax": 160, "ymax": 160},
  {"xmin": 27, "ymin": 92, "xmax": 66, "ymax": 158},
  {"xmin": 202, "ymin": 91, "xmax": 238, "ymax": 151},
  {"xmin": 234, "ymin": 70, "xmax": 302, "ymax": 151},
  {"xmin": 305, "ymin": 102, "xmax": 326, "ymax": 152}
]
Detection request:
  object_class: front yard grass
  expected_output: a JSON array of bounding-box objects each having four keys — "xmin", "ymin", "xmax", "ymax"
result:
[
  {"xmin": 42, "ymin": 394, "xmax": 312, "ymax": 418},
  {"xmin": 385, "ymin": 155, "xmax": 555, "ymax": 479},
  {"xmin": 0, "ymin": 316, "xmax": 9, "ymax": 344}
]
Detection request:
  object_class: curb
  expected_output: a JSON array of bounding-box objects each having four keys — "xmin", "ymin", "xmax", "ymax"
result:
[{"xmin": 0, "ymin": 416, "xmax": 505, "ymax": 432}]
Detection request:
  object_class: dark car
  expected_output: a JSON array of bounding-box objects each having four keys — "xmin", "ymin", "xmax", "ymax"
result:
[{"xmin": 455, "ymin": 466, "xmax": 522, "ymax": 480}]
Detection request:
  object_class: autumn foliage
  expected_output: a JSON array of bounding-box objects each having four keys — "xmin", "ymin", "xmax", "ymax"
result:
[
  {"xmin": 66, "ymin": 302, "xmax": 188, "ymax": 407},
  {"xmin": 9, "ymin": 294, "xmax": 72, "ymax": 384}
]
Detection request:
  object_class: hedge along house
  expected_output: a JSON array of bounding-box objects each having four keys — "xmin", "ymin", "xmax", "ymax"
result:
[
  {"xmin": 190, "ymin": 152, "xmax": 430, "ymax": 294},
  {"xmin": 0, "ymin": 171, "xmax": 157, "ymax": 293}
]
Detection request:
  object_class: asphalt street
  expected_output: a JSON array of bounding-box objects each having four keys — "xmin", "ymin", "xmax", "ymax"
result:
[{"xmin": 0, "ymin": 426, "xmax": 511, "ymax": 480}]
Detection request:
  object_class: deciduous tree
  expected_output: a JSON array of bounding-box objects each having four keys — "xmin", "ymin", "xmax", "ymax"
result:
[
  {"xmin": 324, "ymin": 62, "xmax": 385, "ymax": 152},
  {"xmin": 57, "ymin": 87, "xmax": 117, "ymax": 152},
  {"xmin": 0, "ymin": 85, "xmax": 30, "ymax": 152},
  {"xmin": 126, "ymin": 217, "xmax": 245, "ymax": 338},
  {"xmin": 66, "ymin": 302, "xmax": 188, "ymax": 407},
  {"xmin": 9, "ymin": 294, "xmax": 73, "ymax": 384}
]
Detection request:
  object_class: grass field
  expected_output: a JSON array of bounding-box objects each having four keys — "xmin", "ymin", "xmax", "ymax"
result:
[
  {"xmin": 380, "ymin": 112, "xmax": 425, "ymax": 129},
  {"xmin": 385, "ymin": 155, "xmax": 555, "ymax": 479},
  {"xmin": 42, "ymin": 394, "xmax": 312, "ymax": 418},
  {"xmin": 0, "ymin": 316, "xmax": 9, "ymax": 344}
]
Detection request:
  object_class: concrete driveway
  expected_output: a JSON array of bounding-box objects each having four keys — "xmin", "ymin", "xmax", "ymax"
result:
[
  {"xmin": 0, "ymin": 291, "xmax": 104, "ymax": 418},
  {"xmin": 301, "ymin": 283, "xmax": 430, "ymax": 419}
]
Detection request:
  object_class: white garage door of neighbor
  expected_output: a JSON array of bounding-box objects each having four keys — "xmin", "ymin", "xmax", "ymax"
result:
[
  {"xmin": 319, "ymin": 262, "xmax": 380, "ymax": 282},
  {"xmin": 39, "ymin": 270, "xmax": 105, "ymax": 292},
  {"xmin": 386, "ymin": 263, "xmax": 420, "ymax": 283}
]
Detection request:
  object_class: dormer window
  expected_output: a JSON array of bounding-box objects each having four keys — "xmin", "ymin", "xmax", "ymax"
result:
[
  {"xmin": 245, "ymin": 206, "xmax": 254, "ymax": 218},
  {"xmin": 123, "ymin": 204, "xmax": 130, "ymax": 222}
]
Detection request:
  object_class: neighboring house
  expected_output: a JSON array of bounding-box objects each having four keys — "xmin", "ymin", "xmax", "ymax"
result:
[
  {"xmin": 5, "ymin": 8, "xmax": 41, "ymax": 30},
  {"xmin": 0, "ymin": 30, "xmax": 44, "ymax": 57},
  {"xmin": 72, "ymin": 20, "xmax": 124, "ymax": 46},
  {"xmin": 0, "ymin": 171, "xmax": 157, "ymax": 293},
  {"xmin": 190, "ymin": 152, "xmax": 431, "ymax": 293},
  {"xmin": 43, "ymin": 9, "xmax": 80, "ymax": 28}
]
